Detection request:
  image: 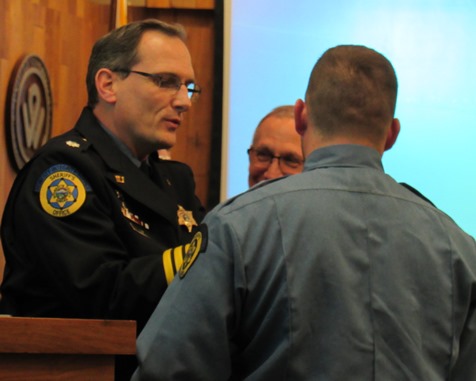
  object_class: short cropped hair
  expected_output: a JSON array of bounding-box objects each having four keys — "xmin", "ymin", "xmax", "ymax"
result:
[
  {"xmin": 86, "ymin": 19, "xmax": 186, "ymax": 107},
  {"xmin": 305, "ymin": 45, "xmax": 398, "ymax": 142}
]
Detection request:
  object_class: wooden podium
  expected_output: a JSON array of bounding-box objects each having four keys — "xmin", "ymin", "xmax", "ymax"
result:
[{"xmin": 0, "ymin": 316, "xmax": 136, "ymax": 381}]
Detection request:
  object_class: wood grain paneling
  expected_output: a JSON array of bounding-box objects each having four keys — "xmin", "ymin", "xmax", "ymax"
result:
[
  {"xmin": 146, "ymin": 0, "xmax": 214, "ymax": 9},
  {"xmin": 0, "ymin": 0, "xmax": 110, "ymax": 281},
  {"xmin": 0, "ymin": 316, "xmax": 136, "ymax": 380},
  {"xmin": 0, "ymin": 317, "xmax": 136, "ymax": 354}
]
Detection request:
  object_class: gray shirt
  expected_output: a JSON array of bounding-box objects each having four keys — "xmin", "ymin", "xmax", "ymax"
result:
[{"xmin": 133, "ymin": 144, "xmax": 476, "ymax": 381}]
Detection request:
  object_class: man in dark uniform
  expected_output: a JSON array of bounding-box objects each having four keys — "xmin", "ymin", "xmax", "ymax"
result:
[{"xmin": 0, "ymin": 19, "xmax": 205, "ymax": 380}]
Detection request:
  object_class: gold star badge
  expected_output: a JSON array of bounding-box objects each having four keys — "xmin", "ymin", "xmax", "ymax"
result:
[
  {"xmin": 177, "ymin": 205, "xmax": 197, "ymax": 233},
  {"xmin": 48, "ymin": 179, "xmax": 77, "ymax": 206}
]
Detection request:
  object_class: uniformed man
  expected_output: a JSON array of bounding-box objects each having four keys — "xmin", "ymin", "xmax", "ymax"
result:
[
  {"xmin": 0, "ymin": 19, "xmax": 205, "ymax": 380},
  {"xmin": 132, "ymin": 45, "xmax": 476, "ymax": 380}
]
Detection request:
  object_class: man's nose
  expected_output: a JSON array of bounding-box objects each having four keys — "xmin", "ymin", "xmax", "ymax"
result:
[
  {"xmin": 171, "ymin": 85, "xmax": 192, "ymax": 112},
  {"xmin": 263, "ymin": 158, "xmax": 284, "ymax": 180}
]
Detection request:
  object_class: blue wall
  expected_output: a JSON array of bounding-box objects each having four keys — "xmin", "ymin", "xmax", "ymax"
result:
[{"xmin": 226, "ymin": 0, "xmax": 476, "ymax": 237}]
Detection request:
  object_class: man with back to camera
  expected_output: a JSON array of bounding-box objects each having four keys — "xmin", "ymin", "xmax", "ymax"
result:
[
  {"xmin": 247, "ymin": 105, "xmax": 304, "ymax": 187},
  {"xmin": 132, "ymin": 45, "xmax": 476, "ymax": 380},
  {"xmin": 0, "ymin": 19, "xmax": 205, "ymax": 380}
]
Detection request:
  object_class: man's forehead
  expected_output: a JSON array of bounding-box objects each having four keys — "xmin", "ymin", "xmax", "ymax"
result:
[
  {"xmin": 137, "ymin": 32, "xmax": 190, "ymax": 59},
  {"xmin": 254, "ymin": 139, "xmax": 302, "ymax": 155},
  {"xmin": 136, "ymin": 32, "xmax": 195, "ymax": 78},
  {"xmin": 254, "ymin": 117, "xmax": 296, "ymax": 142}
]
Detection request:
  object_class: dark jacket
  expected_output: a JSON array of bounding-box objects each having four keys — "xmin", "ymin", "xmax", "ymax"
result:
[{"xmin": 0, "ymin": 107, "xmax": 205, "ymax": 378}]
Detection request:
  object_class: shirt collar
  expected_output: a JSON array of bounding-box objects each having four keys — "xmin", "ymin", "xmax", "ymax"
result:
[
  {"xmin": 304, "ymin": 144, "xmax": 384, "ymax": 172},
  {"xmin": 98, "ymin": 123, "xmax": 142, "ymax": 168}
]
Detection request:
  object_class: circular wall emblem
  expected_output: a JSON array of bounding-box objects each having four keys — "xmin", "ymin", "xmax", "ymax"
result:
[{"xmin": 5, "ymin": 54, "xmax": 53, "ymax": 171}]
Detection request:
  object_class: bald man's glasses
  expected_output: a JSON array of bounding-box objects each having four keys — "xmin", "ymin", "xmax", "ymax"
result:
[
  {"xmin": 247, "ymin": 148, "xmax": 303, "ymax": 172},
  {"xmin": 115, "ymin": 69, "xmax": 201, "ymax": 101}
]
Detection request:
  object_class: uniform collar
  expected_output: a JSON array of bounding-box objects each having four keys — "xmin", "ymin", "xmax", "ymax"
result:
[
  {"xmin": 98, "ymin": 120, "xmax": 142, "ymax": 168},
  {"xmin": 304, "ymin": 144, "xmax": 384, "ymax": 172},
  {"xmin": 73, "ymin": 107, "xmax": 179, "ymax": 226}
]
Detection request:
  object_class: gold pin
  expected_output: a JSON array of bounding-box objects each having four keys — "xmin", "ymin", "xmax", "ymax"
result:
[
  {"xmin": 66, "ymin": 140, "xmax": 80, "ymax": 148},
  {"xmin": 115, "ymin": 175, "xmax": 125, "ymax": 183},
  {"xmin": 177, "ymin": 205, "xmax": 197, "ymax": 233}
]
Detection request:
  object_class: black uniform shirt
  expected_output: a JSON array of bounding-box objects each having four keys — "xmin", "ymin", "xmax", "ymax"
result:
[{"xmin": 0, "ymin": 107, "xmax": 205, "ymax": 332}]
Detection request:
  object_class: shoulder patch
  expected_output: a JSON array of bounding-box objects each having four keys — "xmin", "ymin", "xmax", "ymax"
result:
[
  {"xmin": 179, "ymin": 224, "xmax": 208, "ymax": 279},
  {"xmin": 35, "ymin": 164, "xmax": 91, "ymax": 218}
]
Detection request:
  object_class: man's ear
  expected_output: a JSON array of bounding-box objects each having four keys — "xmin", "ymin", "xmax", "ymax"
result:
[
  {"xmin": 294, "ymin": 99, "xmax": 308, "ymax": 136},
  {"xmin": 95, "ymin": 68, "xmax": 117, "ymax": 104},
  {"xmin": 384, "ymin": 118, "xmax": 400, "ymax": 151}
]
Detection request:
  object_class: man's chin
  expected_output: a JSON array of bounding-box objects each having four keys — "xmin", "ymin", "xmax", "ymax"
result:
[
  {"xmin": 157, "ymin": 136, "xmax": 175, "ymax": 150},
  {"xmin": 249, "ymin": 177, "xmax": 261, "ymax": 187}
]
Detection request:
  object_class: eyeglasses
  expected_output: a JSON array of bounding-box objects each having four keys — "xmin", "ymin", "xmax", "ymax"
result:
[
  {"xmin": 115, "ymin": 69, "xmax": 201, "ymax": 101},
  {"xmin": 247, "ymin": 147, "xmax": 303, "ymax": 172}
]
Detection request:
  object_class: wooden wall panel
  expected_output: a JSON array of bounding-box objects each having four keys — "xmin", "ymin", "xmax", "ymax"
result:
[
  {"xmin": 146, "ymin": 0, "xmax": 214, "ymax": 9},
  {"xmin": 0, "ymin": 0, "xmax": 110, "ymax": 282}
]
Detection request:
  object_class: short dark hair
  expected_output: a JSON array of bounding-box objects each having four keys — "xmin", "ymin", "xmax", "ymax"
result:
[
  {"xmin": 305, "ymin": 45, "xmax": 398, "ymax": 142},
  {"xmin": 86, "ymin": 19, "xmax": 186, "ymax": 107}
]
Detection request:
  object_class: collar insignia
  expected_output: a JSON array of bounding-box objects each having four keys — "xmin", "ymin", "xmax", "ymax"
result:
[
  {"xmin": 177, "ymin": 205, "xmax": 197, "ymax": 233},
  {"xmin": 115, "ymin": 175, "xmax": 125, "ymax": 183},
  {"xmin": 66, "ymin": 140, "xmax": 80, "ymax": 148}
]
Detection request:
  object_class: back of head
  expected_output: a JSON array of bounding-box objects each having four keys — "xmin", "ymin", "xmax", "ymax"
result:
[
  {"xmin": 305, "ymin": 45, "xmax": 398, "ymax": 144},
  {"xmin": 86, "ymin": 19, "xmax": 186, "ymax": 107}
]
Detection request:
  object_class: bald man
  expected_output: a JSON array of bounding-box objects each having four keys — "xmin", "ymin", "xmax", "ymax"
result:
[{"xmin": 247, "ymin": 105, "xmax": 304, "ymax": 187}]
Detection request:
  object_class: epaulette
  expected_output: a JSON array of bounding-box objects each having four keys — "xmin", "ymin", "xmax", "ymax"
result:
[
  {"xmin": 55, "ymin": 136, "xmax": 89, "ymax": 151},
  {"xmin": 222, "ymin": 175, "xmax": 289, "ymax": 207},
  {"xmin": 400, "ymin": 182, "xmax": 435, "ymax": 207}
]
